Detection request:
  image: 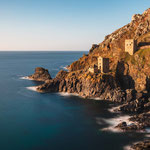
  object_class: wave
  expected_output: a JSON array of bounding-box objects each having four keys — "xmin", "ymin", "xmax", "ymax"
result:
[
  {"xmin": 145, "ymin": 134, "xmax": 150, "ymax": 137},
  {"xmin": 20, "ymin": 76, "xmax": 34, "ymax": 80},
  {"xmin": 108, "ymin": 105, "xmax": 121, "ymax": 113},
  {"xmin": 123, "ymin": 145, "xmax": 134, "ymax": 150},
  {"xmin": 59, "ymin": 92, "xmax": 109, "ymax": 101},
  {"xmin": 60, "ymin": 65, "xmax": 68, "ymax": 71},
  {"xmin": 145, "ymin": 128, "xmax": 150, "ymax": 137},
  {"xmin": 92, "ymin": 97, "xmax": 103, "ymax": 100},
  {"xmin": 58, "ymin": 92, "xmax": 100, "ymax": 100},
  {"xmin": 145, "ymin": 127, "xmax": 150, "ymax": 133},
  {"xmin": 58, "ymin": 92, "xmax": 79, "ymax": 97},
  {"xmin": 98, "ymin": 115, "xmax": 150, "ymax": 134},
  {"xmin": 123, "ymin": 141, "xmax": 140, "ymax": 150},
  {"xmin": 98, "ymin": 115, "xmax": 133, "ymax": 133},
  {"xmin": 26, "ymin": 86, "xmax": 38, "ymax": 92}
]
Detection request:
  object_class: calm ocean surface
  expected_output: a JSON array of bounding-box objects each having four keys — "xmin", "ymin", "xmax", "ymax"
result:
[{"xmin": 0, "ymin": 51, "xmax": 145, "ymax": 150}]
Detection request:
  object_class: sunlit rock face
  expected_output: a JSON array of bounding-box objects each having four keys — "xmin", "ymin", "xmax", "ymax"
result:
[
  {"xmin": 28, "ymin": 67, "xmax": 52, "ymax": 81},
  {"xmin": 28, "ymin": 9, "xmax": 150, "ymax": 102},
  {"xmin": 68, "ymin": 8, "xmax": 150, "ymax": 92}
]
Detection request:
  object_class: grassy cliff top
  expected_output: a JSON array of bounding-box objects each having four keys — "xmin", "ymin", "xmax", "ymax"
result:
[{"xmin": 124, "ymin": 48, "xmax": 150, "ymax": 66}]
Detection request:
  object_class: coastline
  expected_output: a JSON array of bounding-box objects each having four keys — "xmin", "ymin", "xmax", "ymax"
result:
[
  {"xmin": 22, "ymin": 8, "xmax": 150, "ymax": 147},
  {"xmin": 26, "ymin": 86, "xmax": 38, "ymax": 92},
  {"xmin": 22, "ymin": 75, "xmax": 150, "ymax": 150},
  {"xmin": 99, "ymin": 115, "xmax": 133, "ymax": 133}
]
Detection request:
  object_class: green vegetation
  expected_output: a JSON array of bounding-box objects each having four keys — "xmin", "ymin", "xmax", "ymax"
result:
[
  {"xmin": 136, "ymin": 48, "xmax": 150, "ymax": 57},
  {"xmin": 124, "ymin": 52, "xmax": 136, "ymax": 65},
  {"xmin": 124, "ymin": 48, "xmax": 150, "ymax": 66}
]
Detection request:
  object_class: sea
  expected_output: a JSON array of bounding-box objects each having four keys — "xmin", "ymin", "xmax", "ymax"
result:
[{"xmin": 0, "ymin": 51, "xmax": 147, "ymax": 150}]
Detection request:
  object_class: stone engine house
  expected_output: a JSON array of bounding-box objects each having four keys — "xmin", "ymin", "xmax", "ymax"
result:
[
  {"xmin": 88, "ymin": 64, "xmax": 98, "ymax": 74},
  {"xmin": 125, "ymin": 39, "xmax": 137, "ymax": 55},
  {"xmin": 98, "ymin": 57, "xmax": 109, "ymax": 73},
  {"xmin": 89, "ymin": 56, "xmax": 109, "ymax": 74}
]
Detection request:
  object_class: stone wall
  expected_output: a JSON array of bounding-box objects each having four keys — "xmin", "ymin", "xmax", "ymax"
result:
[
  {"xmin": 125, "ymin": 39, "xmax": 137, "ymax": 55},
  {"xmin": 88, "ymin": 65, "xmax": 98, "ymax": 73},
  {"xmin": 98, "ymin": 57, "xmax": 109, "ymax": 73}
]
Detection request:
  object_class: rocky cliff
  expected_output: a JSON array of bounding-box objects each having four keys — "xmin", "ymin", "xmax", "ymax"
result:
[
  {"xmin": 29, "ymin": 9, "xmax": 150, "ymax": 100},
  {"xmin": 69, "ymin": 8, "xmax": 150, "ymax": 92},
  {"xmin": 28, "ymin": 9, "xmax": 150, "ymax": 150}
]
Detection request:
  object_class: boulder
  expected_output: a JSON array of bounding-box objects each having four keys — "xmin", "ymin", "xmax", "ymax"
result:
[{"xmin": 131, "ymin": 140, "xmax": 150, "ymax": 150}]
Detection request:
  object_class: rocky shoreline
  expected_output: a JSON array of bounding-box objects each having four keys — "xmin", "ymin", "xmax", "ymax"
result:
[
  {"xmin": 27, "ymin": 67, "xmax": 150, "ymax": 150},
  {"xmin": 27, "ymin": 8, "xmax": 150, "ymax": 150}
]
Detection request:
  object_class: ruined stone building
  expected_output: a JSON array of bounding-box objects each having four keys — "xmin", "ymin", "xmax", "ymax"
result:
[
  {"xmin": 125, "ymin": 39, "xmax": 137, "ymax": 55},
  {"xmin": 98, "ymin": 57, "xmax": 109, "ymax": 73},
  {"xmin": 88, "ymin": 56, "xmax": 109, "ymax": 74},
  {"xmin": 88, "ymin": 64, "xmax": 98, "ymax": 73}
]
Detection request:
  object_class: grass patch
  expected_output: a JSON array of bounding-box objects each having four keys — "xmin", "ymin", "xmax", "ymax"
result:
[
  {"xmin": 136, "ymin": 48, "xmax": 150, "ymax": 57},
  {"xmin": 124, "ymin": 49, "xmax": 150, "ymax": 66}
]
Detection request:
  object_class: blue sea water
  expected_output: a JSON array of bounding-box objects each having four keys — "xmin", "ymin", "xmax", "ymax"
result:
[{"xmin": 0, "ymin": 51, "xmax": 146, "ymax": 150}]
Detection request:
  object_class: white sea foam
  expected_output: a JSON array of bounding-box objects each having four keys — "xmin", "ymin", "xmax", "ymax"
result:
[
  {"xmin": 26, "ymin": 86, "xmax": 38, "ymax": 92},
  {"xmin": 145, "ymin": 128, "xmax": 150, "ymax": 133},
  {"xmin": 123, "ymin": 141, "xmax": 140, "ymax": 150},
  {"xmin": 123, "ymin": 145, "xmax": 133, "ymax": 150},
  {"xmin": 60, "ymin": 66, "xmax": 68, "ymax": 71},
  {"xmin": 92, "ymin": 97, "xmax": 103, "ymax": 100},
  {"xmin": 20, "ymin": 76, "xmax": 33, "ymax": 80},
  {"xmin": 63, "ymin": 66, "xmax": 68, "ymax": 70},
  {"xmin": 98, "ymin": 115, "xmax": 134, "ymax": 133},
  {"xmin": 108, "ymin": 105, "xmax": 121, "ymax": 113},
  {"xmin": 59, "ymin": 92, "xmax": 102, "ymax": 100},
  {"xmin": 59, "ymin": 92, "xmax": 79, "ymax": 97},
  {"xmin": 145, "ymin": 134, "xmax": 150, "ymax": 137}
]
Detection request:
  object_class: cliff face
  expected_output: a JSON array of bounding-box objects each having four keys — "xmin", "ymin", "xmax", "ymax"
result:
[
  {"xmin": 35, "ymin": 70, "xmax": 126, "ymax": 102},
  {"xmin": 28, "ymin": 10, "xmax": 150, "ymax": 147},
  {"xmin": 28, "ymin": 9, "xmax": 150, "ymax": 100},
  {"xmin": 68, "ymin": 8, "xmax": 150, "ymax": 92},
  {"xmin": 28, "ymin": 9, "xmax": 150, "ymax": 102},
  {"xmin": 27, "ymin": 9, "xmax": 150, "ymax": 149}
]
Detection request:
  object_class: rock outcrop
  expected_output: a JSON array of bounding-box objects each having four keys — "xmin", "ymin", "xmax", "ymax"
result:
[
  {"xmin": 29, "ymin": 67, "xmax": 52, "ymax": 81},
  {"xmin": 36, "ymin": 70, "xmax": 68, "ymax": 93},
  {"xmin": 131, "ymin": 140, "xmax": 150, "ymax": 150},
  {"xmin": 33, "ymin": 69, "xmax": 127, "ymax": 101}
]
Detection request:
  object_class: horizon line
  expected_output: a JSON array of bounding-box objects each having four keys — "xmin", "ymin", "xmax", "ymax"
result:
[{"xmin": 0, "ymin": 50, "xmax": 89, "ymax": 52}]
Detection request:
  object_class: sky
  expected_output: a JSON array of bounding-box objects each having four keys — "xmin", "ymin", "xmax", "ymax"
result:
[{"xmin": 0, "ymin": 0, "xmax": 150, "ymax": 51}]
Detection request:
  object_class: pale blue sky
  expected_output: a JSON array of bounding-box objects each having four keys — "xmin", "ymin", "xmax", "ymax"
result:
[{"xmin": 0, "ymin": 0, "xmax": 149, "ymax": 51}]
